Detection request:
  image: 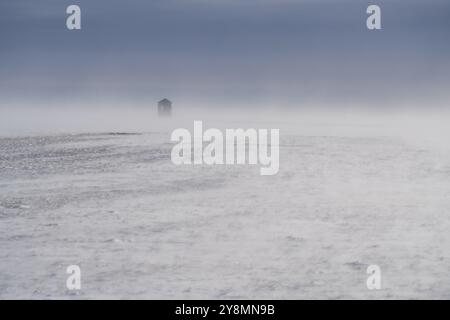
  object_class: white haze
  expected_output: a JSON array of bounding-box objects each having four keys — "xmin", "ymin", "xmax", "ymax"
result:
[{"xmin": 2, "ymin": 103, "xmax": 450, "ymax": 150}]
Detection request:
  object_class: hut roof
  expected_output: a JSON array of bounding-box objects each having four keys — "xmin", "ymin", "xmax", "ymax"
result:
[{"xmin": 158, "ymin": 98, "xmax": 171, "ymax": 104}]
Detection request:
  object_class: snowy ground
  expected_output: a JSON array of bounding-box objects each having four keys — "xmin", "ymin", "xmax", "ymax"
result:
[{"xmin": 1, "ymin": 111, "xmax": 450, "ymax": 299}]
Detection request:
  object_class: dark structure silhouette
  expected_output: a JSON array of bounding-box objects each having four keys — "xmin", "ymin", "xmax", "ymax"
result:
[{"xmin": 158, "ymin": 98, "xmax": 172, "ymax": 117}]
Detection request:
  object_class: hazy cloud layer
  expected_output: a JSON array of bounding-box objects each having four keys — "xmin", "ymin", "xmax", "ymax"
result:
[{"xmin": 1, "ymin": 0, "xmax": 449, "ymax": 108}]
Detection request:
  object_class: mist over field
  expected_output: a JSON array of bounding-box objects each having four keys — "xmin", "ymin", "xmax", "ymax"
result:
[
  {"xmin": 1, "ymin": 0, "xmax": 450, "ymax": 299},
  {"xmin": 2, "ymin": 103, "xmax": 450, "ymax": 146},
  {"xmin": 2, "ymin": 105, "xmax": 450, "ymax": 298}
]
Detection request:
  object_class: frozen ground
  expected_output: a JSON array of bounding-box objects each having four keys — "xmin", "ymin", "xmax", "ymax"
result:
[{"xmin": 1, "ymin": 111, "xmax": 450, "ymax": 299}]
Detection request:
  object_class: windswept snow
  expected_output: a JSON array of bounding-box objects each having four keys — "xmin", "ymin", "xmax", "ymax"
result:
[{"xmin": 1, "ymin": 112, "xmax": 450, "ymax": 299}]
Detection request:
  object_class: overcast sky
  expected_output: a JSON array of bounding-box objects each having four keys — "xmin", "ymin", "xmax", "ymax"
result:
[{"xmin": 1, "ymin": 0, "xmax": 449, "ymax": 108}]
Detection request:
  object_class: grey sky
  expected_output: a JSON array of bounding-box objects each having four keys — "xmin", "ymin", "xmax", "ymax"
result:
[{"xmin": 1, "ymin": 0, "xmax": 449, "ymax": 108}]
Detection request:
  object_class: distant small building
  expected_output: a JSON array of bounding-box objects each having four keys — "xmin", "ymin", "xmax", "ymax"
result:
[{"xmin": 158, "ymin": 98, "xmax": 172, "ymax": 117}]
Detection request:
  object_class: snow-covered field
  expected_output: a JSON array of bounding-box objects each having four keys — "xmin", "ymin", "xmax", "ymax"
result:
[{"xmin": 1, "ymin": 110, "xmax": 450, "ymax": 299}]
